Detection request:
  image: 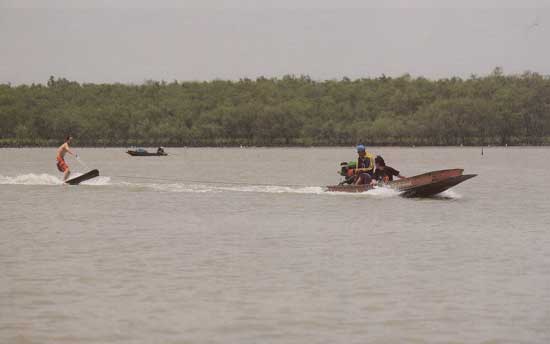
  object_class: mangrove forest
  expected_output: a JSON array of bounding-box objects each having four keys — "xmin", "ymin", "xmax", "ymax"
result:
[{"xmin": 1, "ymin": 68, "xmax": 550, "ymax": 147}]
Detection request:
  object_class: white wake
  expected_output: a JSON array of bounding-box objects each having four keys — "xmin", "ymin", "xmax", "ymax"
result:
[
  {"xmin": 0, "ymin": 173, "xmax": 110, "ymax": 186},
  {"xmin": 0, "ymin": 173, "xmax": 419, "ymax": 198},
  {"xmin": 122, "ymin": 181, "xmax": 402, "ymax": 197},
  {"xmin": 0, "ymin": 173, "xmax": 62, "ymax": 185}
]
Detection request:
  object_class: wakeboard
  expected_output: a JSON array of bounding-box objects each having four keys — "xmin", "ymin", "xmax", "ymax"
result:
[{"xmin": 65, "ymin": 169, "xmax": 100, "ymax": 185}]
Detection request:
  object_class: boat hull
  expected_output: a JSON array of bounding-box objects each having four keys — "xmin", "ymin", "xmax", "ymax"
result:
[
  {"xmin": 326, "ymin": 169, "xmax": 476, "ymax": 198},
  {"xmin": 326, "ymin": 184, "xmax": 374, "ymax": 193},
  {"xmin": 399, "ymin": 174, "xmax": 476, "ymax": 198}
]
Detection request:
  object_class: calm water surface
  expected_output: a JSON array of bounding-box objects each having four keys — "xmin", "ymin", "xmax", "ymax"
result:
[{"xmin": 1, "ymin": 147, "xmax": 549, "ymax": 343}]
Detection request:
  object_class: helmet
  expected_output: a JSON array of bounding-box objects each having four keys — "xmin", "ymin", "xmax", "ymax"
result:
[{"xmin": 356, "ymin": 144, "xmax": 366, "ymax": 152}]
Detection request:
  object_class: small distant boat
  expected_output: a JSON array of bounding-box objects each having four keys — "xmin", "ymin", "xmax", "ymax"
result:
[
  {"xmin": 126, "ymin": 148, "xmax": 167, "ymax": 156},
  {"xmin": 326, "ymin": 169, "xmax": 476, "ymax": 198}
]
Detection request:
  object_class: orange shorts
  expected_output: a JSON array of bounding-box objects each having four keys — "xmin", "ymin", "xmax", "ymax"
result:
[{"xmin": 56, "ymin": 156, "xmax": 69, "ymax": 172}]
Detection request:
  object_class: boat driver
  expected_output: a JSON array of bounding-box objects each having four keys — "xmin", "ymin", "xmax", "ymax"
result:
[{"xmin": 353, "ymin": 144, "xmax": 375, "ymax": 185}]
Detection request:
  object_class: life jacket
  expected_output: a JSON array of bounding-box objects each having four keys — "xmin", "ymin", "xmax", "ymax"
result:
[{"xmin": 357, "ymin": 152, "xmax": 375, "ymax": 174}]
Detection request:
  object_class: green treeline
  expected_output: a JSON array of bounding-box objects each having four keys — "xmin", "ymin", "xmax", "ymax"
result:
[{"xmin": 1, "ymin": 68, "xmax": 550, "ymax": 147}]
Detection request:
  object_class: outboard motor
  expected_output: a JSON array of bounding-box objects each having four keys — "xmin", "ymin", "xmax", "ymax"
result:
[
  {"xmin": 339, "ymin": 161, "xmax": 356, "ymax": 177},
  {"xmin": 339, "ymin": 161, "xmax": 357, "ymax": 185}
]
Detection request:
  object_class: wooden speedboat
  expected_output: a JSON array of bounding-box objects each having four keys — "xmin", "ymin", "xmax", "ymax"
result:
[{"xmin": 326, "ymin": 169, "xmax": 476, "ymax": 198}]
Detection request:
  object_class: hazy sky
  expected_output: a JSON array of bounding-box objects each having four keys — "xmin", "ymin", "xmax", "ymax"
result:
[{"xmin": 1, "ymin": 0, "xmax": 549, "ymax": 84}]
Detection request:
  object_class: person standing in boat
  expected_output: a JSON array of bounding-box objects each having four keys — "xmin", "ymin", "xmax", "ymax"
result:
[
  {"xmin": 353, "ymin": 144, "xmax": 375, "ymax": 185},
  {"xmin": 372, "ymin": 155, "xmax": 406, "ymax": 184},
  {"xmin": 56, "ymin": 135, "xmax": 77, "ymax": 181}
]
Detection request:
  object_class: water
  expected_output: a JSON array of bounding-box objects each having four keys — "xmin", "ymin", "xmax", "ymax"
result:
[{"xmin": 1, "ymin": 147, "xmax": 549, "ymax": 343}]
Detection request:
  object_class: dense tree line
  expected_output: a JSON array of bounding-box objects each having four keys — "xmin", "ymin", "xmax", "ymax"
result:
[{"xmin": 1, "ymin": 68, "xmax": 550, "ymax": 147}]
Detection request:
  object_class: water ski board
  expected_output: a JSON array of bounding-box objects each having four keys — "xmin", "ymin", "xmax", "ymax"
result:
[{"xmin": 65, "ymin": 169, "xmax": 100, "ymax": 185}]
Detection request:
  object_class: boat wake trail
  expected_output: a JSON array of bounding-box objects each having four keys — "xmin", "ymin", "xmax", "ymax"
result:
[
  {"xmin": 0, "ymin": 173, "xmax": 429, "ymax": 198},
  {"xmin": 0, "ymin": 172, "xmax": 400, "ymax": 197},
  {"xmin": 122, "ymin": 181, "xmax": 403, "ymax": 197},
  {"xmin": 123, "ymin": 182, "xmax": 327, "ymax": 195}
]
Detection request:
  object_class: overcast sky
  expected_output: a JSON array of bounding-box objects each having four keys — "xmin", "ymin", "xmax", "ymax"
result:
[{"xmin": 1, "ymin": 0, "xmax": 549, "ymax": 84}]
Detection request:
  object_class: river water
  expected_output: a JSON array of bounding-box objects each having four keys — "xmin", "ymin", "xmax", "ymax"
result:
[{"xmin": 1, "ymin": 147, "xmax": 549, "ymax": 343}]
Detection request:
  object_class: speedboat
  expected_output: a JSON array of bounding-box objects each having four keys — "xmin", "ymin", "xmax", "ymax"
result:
[{"xmin": 327, "ymin": 169, "xmax": 476, "ymax": 197}]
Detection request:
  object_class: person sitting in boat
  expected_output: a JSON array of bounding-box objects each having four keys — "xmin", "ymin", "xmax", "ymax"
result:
[
  {"xmin": 353, "ymin": 144, "xmax": 375, "ymax": 185},
  {"xmin": 372, "ymin": 155, "xmax": 406, "ymax": 184},
  {"xmin": 157, "ymin": 147, "xmax": 165, "ymax": 154}
]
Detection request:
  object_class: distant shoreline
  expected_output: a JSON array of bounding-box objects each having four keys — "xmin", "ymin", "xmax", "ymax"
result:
[
  {"xmin": 1, "ymin": 144, "xmax": 548, "ymax": 149},
  {"xmin": 3, "ymin": 73, "xmax": 550, "ymax": 147}
]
